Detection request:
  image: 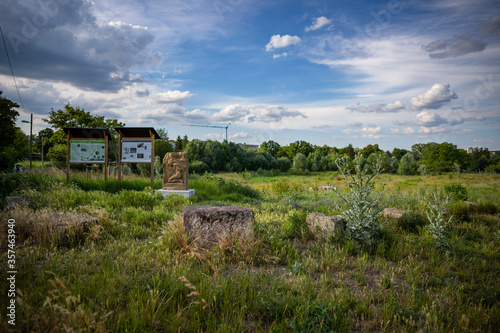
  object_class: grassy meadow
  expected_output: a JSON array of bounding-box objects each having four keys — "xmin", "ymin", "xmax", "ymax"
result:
[{"xmin": 0, "ymin": 168, "xmax": 499, "ymax": 332}]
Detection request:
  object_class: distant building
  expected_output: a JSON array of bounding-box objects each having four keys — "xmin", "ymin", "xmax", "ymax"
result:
[{"xmin": 237, "ymin": 143, "xmax": 259, "ymax": 150}]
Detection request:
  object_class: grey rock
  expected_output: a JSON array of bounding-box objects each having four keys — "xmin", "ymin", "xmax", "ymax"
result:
[
  {"xmin": 183, "ymin": 206, "xmax": 254, "ymax": 248},
  {"xmin": 306, "ymin": 212, "xmax": 345, "ymax": 239},
  {"xmin": 382, "ymin": 208, "xmax": 408, "ymax": 219},
  {"xmin": 6, "ymin": 196, "xmax": 31, "ymax": 209}
]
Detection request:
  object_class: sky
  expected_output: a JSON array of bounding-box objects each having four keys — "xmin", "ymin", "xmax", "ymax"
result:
[{"xmin": 0, "ymin": 0, "xmax": 499, "ymax": 151}]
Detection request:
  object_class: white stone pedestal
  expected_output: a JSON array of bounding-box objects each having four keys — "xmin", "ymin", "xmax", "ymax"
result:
[{"xmin": 156, "ymin": 189, "xmax": 195, "ymax": 198}]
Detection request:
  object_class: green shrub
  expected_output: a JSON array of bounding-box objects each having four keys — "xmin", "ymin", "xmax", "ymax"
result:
[
  {"xmin": 444, "ymin": 184, "xmax": 468, "ymax": 201},
  {"xmin": 397, "ymin": 211, "xmax": 427, "ymax": 233},
  {"xmin": 189, "ymin": 160, "xmax": 211, "ymax": 174},
  {"xmin": 448, "ymin": 201, "xmax": 470, "ymax": 221},
  {"xmin": 333, "ymin": 153, "xmax": 387, "ymax": 246},
  {"xmin": 281, "ymin": 209, "xmax": 310, "ymax": 239},
  {"xmin": 477, "ymin": 201, "xmax": 499, "ymax": 215}
]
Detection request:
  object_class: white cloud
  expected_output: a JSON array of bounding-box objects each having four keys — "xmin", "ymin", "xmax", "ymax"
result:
[
  {"xmin": 152, "ymin": 90, "xmax": 193, "ymax": 104},
  {"xmin": 417, "ymin": 126, "xmax": 450, "ymax": 135},
  {"xmin": 346, "ymin": 100, "xmax": 405, "ymax": 113},
  {"xmin": 212, "ymin": 105, "xmax": 250, "ymax": 122},
  {"xmin": 409, "ymin": 83, "xmax": 457, "ymax": 110},
  {"xmin": 342, "ymin": 126, "xmax": 384, "ymax": 138},
  {"xmin": 305, "ymin": 16, "xmax": 332, "ymax": 32},
  {"xmin": 265, "ymin": 34, "xmax": 301, "ymax": 51},
  {"xmin": 230, "ymin": 132, "xmax": 251, "ymax": 140},
  {"xmin": 414, "ymin": 111, "xmax": 448, "ymax": 127},
  {"xmin": 212, "ymin": 104, "xmax": 307, "ymax": 123},
  {"xmin": 273, "ymin": 52, "xmax": 288, "ymax": 59},
  {"xmin": 390, "ymin": 127, "xmax": 417, "ymax": 135}
]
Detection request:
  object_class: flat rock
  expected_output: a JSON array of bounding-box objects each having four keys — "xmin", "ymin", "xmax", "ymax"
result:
[
  {"xmin": 6, "ymin": 196, "xmax": 31, "ymax": 209},
  {"xmin": 183, "ymin": 206, "xmax": 254, "ymax": 248},
  {"xmin": 464, "ymin": 201, "xmax": 479, "ymax": 208},
  {"xmin": 306, "ymin": 212, "xmax": 344, "ymax": 240},
  {"xmin": 382, "ymin": 208, "xmax": 408, "ymax": 219},
  {"xmin": 45, "ymin": 213, "xmax": 98, "ymax": 231}
]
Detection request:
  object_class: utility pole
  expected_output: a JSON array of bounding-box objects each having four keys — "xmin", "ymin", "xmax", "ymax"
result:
[{"xmin": 21, "ymin": 113, "xmax": 33, "ymax": 170}]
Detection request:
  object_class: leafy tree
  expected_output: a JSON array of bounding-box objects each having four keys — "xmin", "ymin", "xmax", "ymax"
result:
[
  {"xmin": 397, "ymin": 152, "xmax": 418, "ymax": 175},
  {"xmin": 391, "ymin": 148, "xmax": 409, "ymax": 161},
  {"xmin": 290, "ymin": 140, "xmax": 314, "ymax": 159},
  {"xmin": 419, "ymin": 142, "xmax": 466, "ymax": 172},
  {"xmin": 156, "ymin": 128, "xmax": 169, "ymax": 141},
  {"xmin": 34, "ymin": 128, "xmax": 54, "ymax": 155},
  {"xmin": 0, "ymin": 92, "xmax": 28, "ymax": 171},
  {"xmin": 275, "ymin": 157, "xmax": 292, "ymax": 172},
  {"xmin": 361, "ymin": 144, "xmax": 381, "ymax": 158},
  {"xmin": 43, "ymin": 104, "xmax": 125, "ymax": 164},
  {"xmin": 307, "ymin": 150, "xmax": 325, "ymax": 171},
  {"xmin": 155, "ymin": 140, "xmax": 173, "ymax": 160},
  {"xmin": 293, "ymin": 153, "xmax": 307, "ymax": 172},
  {"xmin": 260, "ymin": 140, "xmax": 281, "ymax": 158},
  {"xmin": 175, "ymin": 135, "xmax": 183, "ymax": 152},
  {"xmin": 339, "ymin": 144, "xmax": 356, "ymax": 159},
  {"xmin": 468, "ymin": 147, "xmax": 490, "ymax": 172},
  {"xmin": 182, "ymin": 135, "xmax": 189, "ymax": 150}
]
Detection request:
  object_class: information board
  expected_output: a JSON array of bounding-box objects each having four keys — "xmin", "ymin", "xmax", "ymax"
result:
[
  {"xmin": 121, "ymin": 139, "xmax": 152, "ymax": 163},
  {"xmin": 69, "ymin": 140, "xmax": 106, "ymax": 163}
]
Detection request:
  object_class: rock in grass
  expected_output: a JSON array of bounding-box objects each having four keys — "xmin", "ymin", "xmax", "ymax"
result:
[
  {"xmin": 47, "ymin": 213, "xmax": 98, "ymax": 232},
  {"xmin": 306, "ymin": 212, "xmax": 344, "ymax": 240},
  {"xmin": 183, "ymin": 206, "xmax": 254, "ymax": 248},
  {"xmin": 382, "ymin": 208, "xmax": 408, "ymax": 219},
  {"xmin": 6, "ymin": 196, "xmax": 31, "ymax": 209}
]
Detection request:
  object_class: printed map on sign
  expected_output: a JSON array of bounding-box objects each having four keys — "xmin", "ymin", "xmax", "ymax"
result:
[
  {"xmin": 121, "ymin": 140, "xmax": 152, "ymax": 163},
  {"xmin": 70, "ymin": 140, "xmax": 106, "ymax": 163}
]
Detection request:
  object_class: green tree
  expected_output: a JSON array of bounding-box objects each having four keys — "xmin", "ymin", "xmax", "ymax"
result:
[
  {"xmin": 419, "ymin": 142, "xmax": 465, "ymax": 172},
  {"xmin": 156, "ymin": 128, "xmax": 169, "ymax": 141},
  {"xmin": 34, "ymin": 128, "xmax": 54, "ymax": 155},
  {"xmin": 182, "ymin": 135, "xmax": 189, "ymax": 150},
  {"xmin": 469, "ymin": 147, "xmax": 490, "ymax": 172},
  {"xmin": 391, "ymin": 147, "xmax": 408, "ymax": 160},
  {"xmin": 0, "ymin": 92, "xmax": 27, "ymax": 170},
  {"xmin": 260, "ymin": 140, "xmax": 281, "ymax": 158},
  {"xmin": 43, "ymin": 103, "xmax": 125, "ymax": 164},
  {"xmin": 397, "ymin": 152, "xmax": 418, "ymax": 175},
  {"xmin": 339, "ymin": 144, "xmax": 356, "ymax": 159},
  {"xmin": 361, "ymin": 144, "xmax": 381, "ymax": 158},
  {"xmin": 293, "ymin": 153, "xmax": 307, "ymax": 172},
  {"xmin": 175, "ymin": 135, "xmax": 183, "ymax": 152}
]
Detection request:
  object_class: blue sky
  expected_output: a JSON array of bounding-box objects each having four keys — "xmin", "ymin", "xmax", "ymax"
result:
[{"xmin": 1, "ymin": 0, "xmax": 499, "ymax": 151}]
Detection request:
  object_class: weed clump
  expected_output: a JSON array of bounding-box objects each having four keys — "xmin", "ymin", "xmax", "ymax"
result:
[
  {"xmin": 398, "ymin": 211, "xmax": 427, "ymax": 233},
  {"xmin": 444, "ymin": 184, "xmax": 468, "ymax": 201},
  {"xmin": 333, "ymin": 154, "xmax": 388, "ymax": 246}
]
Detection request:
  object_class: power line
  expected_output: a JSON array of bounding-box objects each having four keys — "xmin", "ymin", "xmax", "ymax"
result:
[{"xmin": 0, "ymin": 24, "xmax": 29, "ymax": 118}]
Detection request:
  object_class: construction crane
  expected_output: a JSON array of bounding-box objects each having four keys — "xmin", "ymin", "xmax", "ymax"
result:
[{"xmin": 182, "ymin": 123, "xmax": 231, "ymax": 142}]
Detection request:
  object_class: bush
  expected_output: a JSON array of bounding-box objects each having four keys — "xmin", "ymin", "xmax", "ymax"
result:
[
  {"xmin": 397, "ymin": 212, "xmax": 427, "ymax": 233},
  {"xmin": 333, "ymin": 153, "xmax": 387, "ymax": 246},
  {"xmin": 281, "ymin": 209, "xmax": 310, "ymax": 239},
  {"xmin": 444, "ymin": 184, "xmax": 468, "ymax": 201},
  {"xmin": 275, "ymin": 157, "xmax": 292, "ymax": 172},
  {"xmin": 189, "ymin": 160, "xmax": 211, "ymax": 174}
]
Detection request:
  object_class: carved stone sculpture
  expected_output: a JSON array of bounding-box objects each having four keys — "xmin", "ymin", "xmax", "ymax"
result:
[{"xmin": 163, "ymin": 152, "xmax": 189, "ymax": 190}]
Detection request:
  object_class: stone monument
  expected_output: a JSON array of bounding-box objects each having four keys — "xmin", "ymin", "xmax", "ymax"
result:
[{"xmin": 156, "ymin": 152, "xmax": 195, "ymax": 197}]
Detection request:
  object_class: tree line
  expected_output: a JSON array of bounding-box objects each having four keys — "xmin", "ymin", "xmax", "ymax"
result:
[{"xmin": 1, "ymin": 95, "xmax": 499, "ymax": 174}]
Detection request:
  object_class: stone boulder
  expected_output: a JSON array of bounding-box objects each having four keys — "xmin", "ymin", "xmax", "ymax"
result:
[
  {"xmin": 45, "ymin": 213, "xmax": 98, "ymax": 232},
  {"xmin": 306, "ymin": 212, "xmax": 345, "ymax": 240},
  {"xmin": 382, "ymin": 208, "xmax": 408, "ymax": 219},
  {"xmin": 183, "ymin": 206, "xmax": 254, "ymax": 248},
  {"xmin": 6, "ymin": 196, "xmax": 31, "ymax": 209}
]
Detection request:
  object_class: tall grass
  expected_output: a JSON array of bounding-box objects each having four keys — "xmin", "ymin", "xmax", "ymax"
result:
[{"xmin": 0, "ymin": 170, "xmax": 499, "ymax": 332}]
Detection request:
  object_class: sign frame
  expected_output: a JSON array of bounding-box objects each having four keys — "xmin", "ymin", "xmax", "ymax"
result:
[
  {"xmin": 115, "ymin": 127, "xmax": 160, "ymax": 190},
  {"xmin": 63, "ymin": 128, "xmax": 112, "ymax": 183}
]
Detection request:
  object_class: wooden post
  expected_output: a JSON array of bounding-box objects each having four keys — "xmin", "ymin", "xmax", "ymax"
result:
[
  {"xmin": 118, "ymin": 131, "xmax": 122, "ymax": 191},
  {"xmin": 104, "ymin": 131, "xmax": 108, "ymax": 182},
  {"xmin": 66, "ymin": 131, "xmax": 71, "ymax": 183},
  {"xmin": 150, "ymin": 130, "xmax": 155, "ymax": 190}
]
